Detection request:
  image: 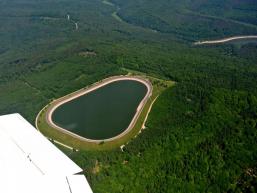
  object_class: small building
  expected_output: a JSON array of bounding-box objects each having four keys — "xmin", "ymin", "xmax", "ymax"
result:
[{"xmin": 0, "ymin": 113, "xmax": 93, "ymax": 193}]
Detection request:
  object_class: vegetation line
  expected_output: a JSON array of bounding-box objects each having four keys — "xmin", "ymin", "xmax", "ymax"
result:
[
  {"xmin": 185, "ymin": 10, "xmax": 257, "ymax": 30},
  {"xmin": 21, "ymin": 79, "xmax": 48, "ymax": 101},
  {"xmin": 194, "ymin": 35, "xmax": 257, "ymax": 45}
]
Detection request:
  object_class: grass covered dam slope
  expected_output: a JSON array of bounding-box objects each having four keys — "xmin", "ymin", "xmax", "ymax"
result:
[
  {"xmin": 50, "ymin": 77, "xmax": 150, "ymax": 140},
  {"xmin": 36, "ymin": 74, "xmax": 173, "ymax": 150}
]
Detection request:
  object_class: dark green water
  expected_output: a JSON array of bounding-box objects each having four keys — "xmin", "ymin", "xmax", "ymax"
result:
[{"xmin": 52, "ymin": 80, "xmax": 148, "ymax": 140}]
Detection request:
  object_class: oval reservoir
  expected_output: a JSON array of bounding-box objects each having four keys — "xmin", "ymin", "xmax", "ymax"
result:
[{"xmin": 51, "ymin": 80, "xmax": 148, "ymax": 140}]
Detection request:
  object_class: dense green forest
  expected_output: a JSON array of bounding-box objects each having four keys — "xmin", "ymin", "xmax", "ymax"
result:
[
  {"xmin": 0, "ymin": 0, "xmax": 256, "ymax": 192},
  {"xmin": 110, "ymin": 0, "xmax": 257, "ymax": 39}
]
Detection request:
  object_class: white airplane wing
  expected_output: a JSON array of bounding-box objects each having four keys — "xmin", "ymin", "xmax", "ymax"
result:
[{"xmin": 0, "ymin": 113, "xmax": 93, "ymax": 193}]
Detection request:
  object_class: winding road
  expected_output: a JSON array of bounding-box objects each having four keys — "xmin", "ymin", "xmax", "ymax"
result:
[
  {"xmin": 102, "ymin": 0, "xmax": 123, "ymax": 23},
  {"xmin": 194, "ymin": 35, "xmax": 257, "ymax": 45}
]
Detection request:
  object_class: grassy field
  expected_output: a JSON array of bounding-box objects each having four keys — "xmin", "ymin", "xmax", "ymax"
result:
[{"xmin": 36, "ymin": 72, "xmax": 175, "ymax": 150}]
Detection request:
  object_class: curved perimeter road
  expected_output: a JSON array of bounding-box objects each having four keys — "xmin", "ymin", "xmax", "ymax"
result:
[
  {"xmin": 194, "ymin": 35, "xmax": 257, "ymax": 45},
  {"xmin": 42, "ymin": 75, "xmax": 153, "ymax": 143}
]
